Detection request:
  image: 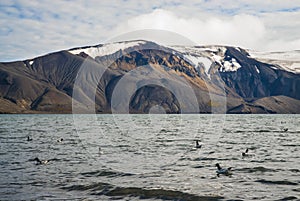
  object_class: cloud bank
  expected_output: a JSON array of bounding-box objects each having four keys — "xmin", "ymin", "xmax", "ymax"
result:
[
  {"xmin": 0, "ymin": 0, "xmax": 299, "ymax": 61},
  {"xmin": 114, "ymin": 10, "xmax": 266, "ymax": 49}
]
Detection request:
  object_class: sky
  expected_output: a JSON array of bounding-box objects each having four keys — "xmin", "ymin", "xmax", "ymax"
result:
[{"xmin": 1, "ymin": 0, "xmax": 300, "ymax": 61}]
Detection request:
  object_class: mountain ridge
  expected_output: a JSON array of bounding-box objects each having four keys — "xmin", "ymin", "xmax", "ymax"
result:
[{"xmin": 0, "ymin": 40, "xmax": 299, "ymax": 114}]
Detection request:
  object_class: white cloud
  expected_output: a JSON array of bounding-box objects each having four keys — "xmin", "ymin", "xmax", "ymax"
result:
[
  {"xmin": 0, "ymin": 0, "xmax": 299, "ymax": 61},
  {"xmin": 113, "ymin": 9, "xmax": 267, "ymax": 50}
]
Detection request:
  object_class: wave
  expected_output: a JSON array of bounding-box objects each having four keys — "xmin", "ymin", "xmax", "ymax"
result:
[
  {"xmin": 81, "ymin": 170, "xmax": 134, "ymax": 178},
  {"xmin": 62, "ymin": 182, "xmax": 224, "ymax": 201},
  {"xmin": 233, "ymin": 129, "xmax": 272, "ymax": 133},
  {"xmin": 275, "ymin": 196, "xmax": 298, "ymax": 201},
  {"xmin": 237, "ymin": 166, "xmax": 279, "ymax": 173},
  {"xmin": 232, "ymin": 129, "xmax": 296, "ymax": 133},
  {"xmin": 289, "ymin": 169, "xmax": 300, "ymax": 173},
  {"xmin": 105, "ymin": 186, "xmax": 223, "ymax": 201},
  {"xmin": 160, "ymin": 129, "xmax": 178, "ymax": 133},
  {"xmin": 61, "ymin": 182, "xmax": 110, "ymax": 191},
  {"xmin": 255, "ymin": 179, "xmax": 298, "ymax": 186},
  {"xmin": 282, "ymin": 144, "xmax": 299, "ymax": 147}
]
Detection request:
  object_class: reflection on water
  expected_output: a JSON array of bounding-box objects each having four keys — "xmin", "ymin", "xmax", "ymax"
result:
[{"xmin": 0, "ymin": 114, "xmax": 299, "ymax": 200}]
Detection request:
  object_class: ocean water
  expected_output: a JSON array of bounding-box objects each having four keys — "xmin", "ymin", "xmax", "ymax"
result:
[{"xmin": 0, "ymin": 114, "xmax": 299, "ymax": 201}]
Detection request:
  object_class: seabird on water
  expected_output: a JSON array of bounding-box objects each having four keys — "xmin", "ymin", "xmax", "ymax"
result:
[
  {"xmin": 195, "ymin": 140, "xmax": 202, "ymax": 149},
  {"xmin": 215, "ymin": 163, "xmax": 232, "ymax": 176}
]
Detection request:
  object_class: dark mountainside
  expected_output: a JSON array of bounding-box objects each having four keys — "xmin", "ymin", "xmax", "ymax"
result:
[{"xmin": 0, "ymin": 40, "xmax": 299, "ymax": 114}]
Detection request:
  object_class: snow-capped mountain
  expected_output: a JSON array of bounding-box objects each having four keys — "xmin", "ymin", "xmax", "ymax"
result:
[
  {"xmin": 68, "ymin": 40, "xmax": 300, "ymax": 75},
  {"xmin": 0, "ymin": 40, "xmax": 299, "ymax": 114}
]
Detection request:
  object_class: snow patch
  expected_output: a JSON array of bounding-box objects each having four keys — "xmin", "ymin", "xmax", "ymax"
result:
[
  {"xmin": 248, "ymin": 49, "xmax": 300, "ymax": 74},
  {"xmin": 255, "ymin": 65, "xmax": 260, "ymax": 73},
  {"xmin": 235, "ymin": 47, "xmax": 241, "ymax": 52},
  {"xmin": 184, "ymin": 54, "xmax": 212, "ymax": 70},
  {"xmin": 183, "ymin": 54, "xmax": 212, "ymax": 78},
  {"xmin": 221, "ymin": 59, "xmax": 241, "ymax": 72},
  {"xmin": 232, "ymin": 58, "xmax": 241, "ymax": 69},
  {"xmin": 270, "ymin": 66, "xmax": 279, "ymax": 70},
  {"xmin": 168, "ymin": 46, "xmax": 227, "ymax": 78},
  {"xmin": 218, "ymin": 57, "xmax": 241, "ymax": 72},
  {"xmin": 170, "ymin": 45, "xmax": 226, "ymax": 56},
  {"xmin": 212, "ymin": 55, "xmax": 222, "ymax": 65},
  {"xmin": 291, "ymin": 62, "xmax": 300, "ymax": 70},
  {"xmin": 69, "ymin": 41, "xmax": 146, "ymax": 59},
  {"xmin": 170, "ymin": 45, "xmax": 242, "ymax": 75}
]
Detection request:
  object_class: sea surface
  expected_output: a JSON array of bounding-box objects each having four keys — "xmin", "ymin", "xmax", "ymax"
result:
[{"xmin": 0, "ymin": 114, "xmax": 299, "ymax": 201}]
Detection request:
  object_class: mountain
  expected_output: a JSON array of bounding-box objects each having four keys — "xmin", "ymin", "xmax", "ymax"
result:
[{"xmin": 0, "ymin": 40, "xmax": 299, "ymax": 114}]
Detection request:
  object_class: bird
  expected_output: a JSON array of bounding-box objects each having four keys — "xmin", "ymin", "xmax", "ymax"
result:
[
  {"xmin": 242, "ymin": 148, "xmax": 249, "ymax": 157},
  {"xmin": 242, "ymin": 148, "xmax": 255, "ymax": 157},
  {"xmin": 27, "ymin": 136, "xmax": 33, "ymax": 141},
  {"xmin": 32, "ymin": 157, "xmax": 50, "ymax": 165},
  {"xmin": 98, "ymin": 147, "xmax": 104, "ymax": 155},
  {"xmin": 57, "ymin": 138, "xmax": 63, "ymax": 142},
  {"xmin": 195, "ymin": 140, "xmax": 202, "ymax": 149},
  {"xmin": 283, "ymin": 128, "xmax": 288, "ymax": 132},
  {"xmin": 215, "ymin": 163, "xmax": 232, "ymax": 176}
]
